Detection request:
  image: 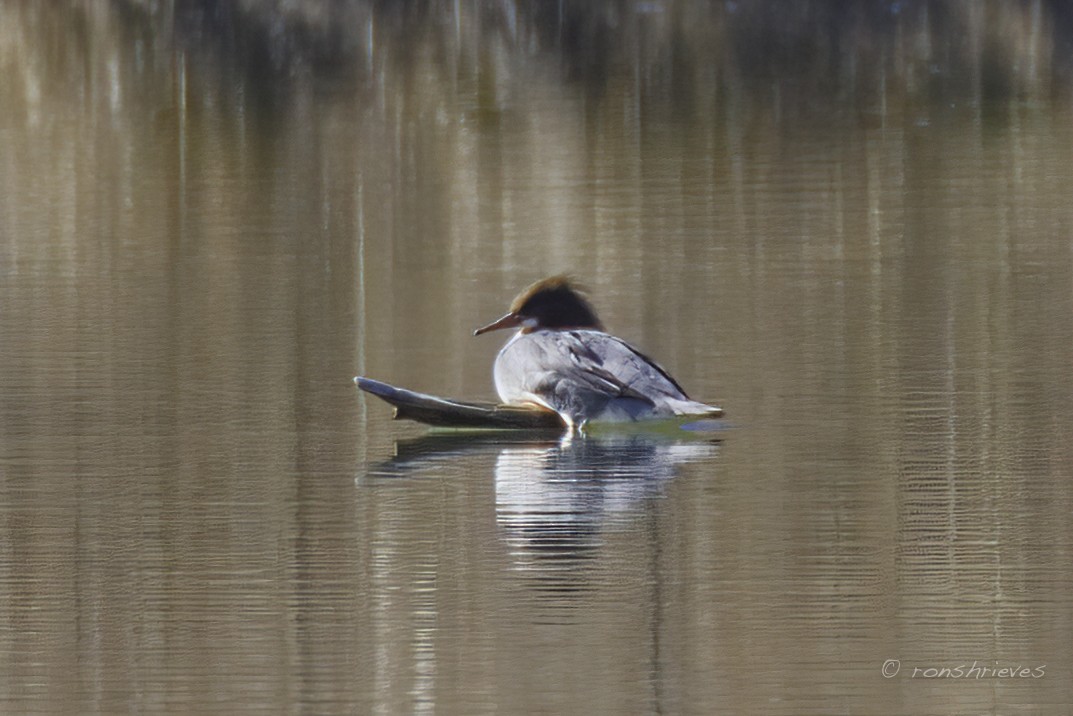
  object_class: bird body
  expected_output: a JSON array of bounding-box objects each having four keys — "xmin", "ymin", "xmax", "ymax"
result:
[{"xmin": 475, "ymin": 277, "xmax": 720, "ymax": 430}]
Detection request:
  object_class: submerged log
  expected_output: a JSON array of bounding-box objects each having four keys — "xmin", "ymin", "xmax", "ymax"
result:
[{"xmin": 355, "ymin": 377, "xmax": 565, "ymax": 429}]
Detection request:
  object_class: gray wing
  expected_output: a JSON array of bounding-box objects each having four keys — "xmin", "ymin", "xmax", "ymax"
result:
[{"xmin": 499, "ymin": 330, "xmax": 690, "ymax": 418}]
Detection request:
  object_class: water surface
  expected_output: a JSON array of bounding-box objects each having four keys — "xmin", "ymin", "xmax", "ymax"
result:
[{"xmin": 1, "ymin": 2, "xmax": 1072, "ymax": 714}]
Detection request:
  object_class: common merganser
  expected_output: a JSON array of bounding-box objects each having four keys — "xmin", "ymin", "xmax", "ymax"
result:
[{"xmin": 474, "ymin": 276, "xmax": 721, "ymax": 431}]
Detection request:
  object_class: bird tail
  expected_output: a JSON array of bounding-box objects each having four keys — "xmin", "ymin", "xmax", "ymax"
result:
[{"xmin": 667, "ymin": 398, "xmax": 723, "ymax": 418}]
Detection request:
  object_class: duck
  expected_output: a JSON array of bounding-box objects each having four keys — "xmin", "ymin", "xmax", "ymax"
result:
[{"xmin": 473, "ymin": 276, "xmax": 721, "ymax": 431}]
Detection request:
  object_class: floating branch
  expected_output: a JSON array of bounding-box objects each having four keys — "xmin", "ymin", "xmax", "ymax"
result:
[{"xmin": 355, "ymin": 377, "xmax": 565, "ymax": 429}]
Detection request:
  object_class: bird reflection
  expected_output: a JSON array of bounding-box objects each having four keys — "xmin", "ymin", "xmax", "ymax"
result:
[
  {"xmin": 366, "ymin": 430, "xmax": 721, "ymax": 598},
  {"xmin": 493, "ymin": 435, "xmax": 718, "ymax": 590}
]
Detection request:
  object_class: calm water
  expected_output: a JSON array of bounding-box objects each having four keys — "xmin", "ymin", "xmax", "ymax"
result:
[{"xmin": 2, "ymin": 2, "xmax": 1072, "ymax": 714}]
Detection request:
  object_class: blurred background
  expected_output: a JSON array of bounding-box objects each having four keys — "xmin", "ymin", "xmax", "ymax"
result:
[{"xmin": 1, "ymin": 1, "xmax": 1072, "ymax": 713}]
